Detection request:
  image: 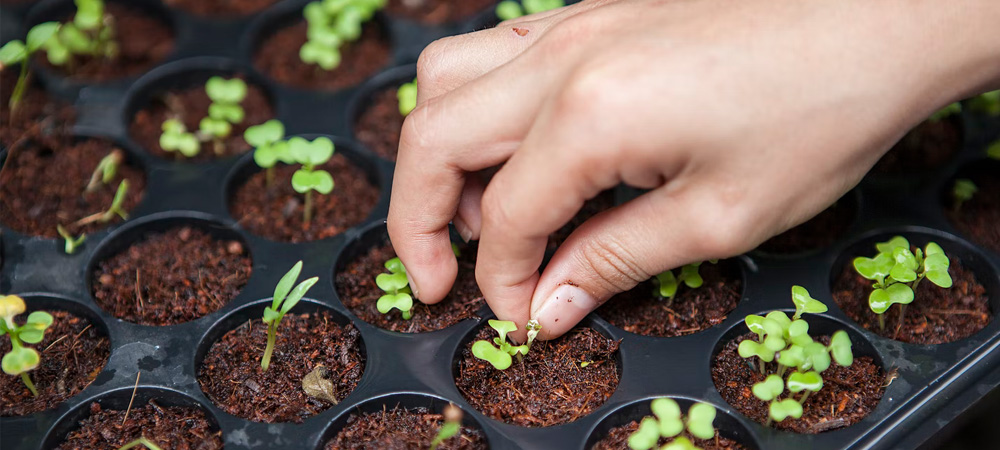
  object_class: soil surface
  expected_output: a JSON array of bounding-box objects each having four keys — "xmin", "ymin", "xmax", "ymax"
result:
[
  {"xmin": 455, "ymin": 326, "xmax": 620, "ymax": 427},
  {"xmin": 712, "ymin": 333, "xmax": 885, "ymax": 434},
  {"xmin": 129, "ymin": 76, "xmax": 274, "ymax": 162},
  {"xmin": 0, "ymin": 310, "xmax": 110, "ymax": 417},
  {"xmin": 385, "ymin": 0, "xmax": 496, "ymax": 24},
  {"xmin": 0, "ymin": 138, "xmax": 145, "ymax": 238},
  {"xmin": 592, "ymin": 423, "xmax": 748, "ymax": 450},
  {"xmin": 947, "ymin": 172, "xmax": 1000, "ymax": 254},
  {"xmin": 325, "ymin": 406, "xmax": 488, "ymax": 450},
  {"xmin": 872, "ymin": 118, "xmax": 962, "ymax": 175},
  {"xmin": 229, "ymin": 154, "xmax": 380, "ymax": 242},
  {"xmin": 39, "ymin": 4, "xmax": 174, "ymax": 82},
  {"xmin": 757, "ymin": 196, "xmax": 855, "ymax": 254},
  {"xmin": 198, "ymin": 311, "xmax": 365, "ymax": 423},
  {"xmin": 55, "ymin": 400, "xmax": 223, "ymax": 450},
  {"xmin": 0, "ymin": 68, "xmax": 75, "ymax": 148},
  {"xmin": 255, "ymin": 21, "xmax": 390, "ymax": 90},
  {"xmin": 831, "ymin": 257, "xmax": 991, "ymax": 344},
  {"xmin": 354, "ymin": 87, "xmax": 404, "ymax": 161},
  {"xmin": 164, "ymin": 0, "xmax": 277, "ymax": 16},
  {"xmin": 548, "ymin": 190, "xmax": 616, "ymax": 252},
  {"xmin": 336, "ymin": 241, "xmax": 485, "ymax": 332},
  {"xmin": 597, "ymin": 260, "xmax": 742, "ymax": 337},
  {"xmin": 91, "ymin": 226, "xmax": 252, "ymax": 326}
]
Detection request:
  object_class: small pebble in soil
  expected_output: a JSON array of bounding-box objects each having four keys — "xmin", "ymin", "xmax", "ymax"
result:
[
  {"xmin": 325, "ymin": 406, "xmax": 488, "ymax": 450},
  {"xmin": 55, "ymin": 400, "xmax": 222, "ymax": 450}
]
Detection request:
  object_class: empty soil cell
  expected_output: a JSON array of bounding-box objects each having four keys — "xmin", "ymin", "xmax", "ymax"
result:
[
  {"xmin": 38, "ymin": 3, "xmax": 174, "ymax": 82},
  {"xmin": 129, "ymin": 76, "xmax": 274, "ymax": 162},
  {"xmin": 756, "ymin": 196, "xmax": 855, "ymax": 254},
  {"xmin": 336, "ymin": 241, "xmax": 484, "ymax": 333},
  {"xmin": 872, "ymin": 118, "xmax": 962, "ymax": 175},
  {"xmin": 547, "ymin": 190, "xmax": 615, "ymax": 252},
  {"xmin": 455, "ymin": 326, "xmax": 620, "ymax": 427},
  {"xmin": 831, "ymin": 258, "xmax": 991, "ymax": 344},
  {"xmin": 354, "ymin": 87, "xmax": 404, "ymax": 161},
  {"xmin": 325, "ymin": 406, "xmax": 488, "ymax": 450},
  {"xmin": 0, "ymin": 310, "xmax": 110, "ymax": 417},
  {"xmin": 198, "ymin": 310, "xmax": 365, "ymax": 423},
  {"xmin": 91, "ymin": 226, "xmax": 252, "ymax": 326},
  {"xmin": 597, "ymin": 260, "xmax": 742, "ymax": 337},
  {"xmin": 0, "ymin": 68, "xmax": 75, "ymax": 148},
  {"xmin": 55, "ymin": 400, "xmax": 223, "ymax": 449},
  {"xmin": 229, "ymin": 154, "xmax": 379, "ymax": 242},
  {"xmin": 0, "ymin": 138, "xmax": 146, "ymax": 238},
  {"xmin": 592, "ymin": 424, "xmax": 747, "ymax": 450},
  {"xmin": 255, "ymin": 20, "xmax": 390, "ymax": 90},
  {"xmin": 947, "ymin": 173, "xmax": 1000, "ymax": 254},
  {"xmin": 163, "ymin": 0, "xmax": 277, "ymax": 16},
  {"xmin": 712, "ymin": 333, "xmax": 886, "ymax": 434},
  {"xmin": 385, "ymin": 0, "xmax": 497, "ymax": 24}
]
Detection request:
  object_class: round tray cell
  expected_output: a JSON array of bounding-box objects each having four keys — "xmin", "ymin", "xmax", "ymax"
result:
[
  {"xmin": 226, "ymin": 135, "xmax": 384, "ymax": 243},
  {"xmin": 586, "ymin": 397, "xmax": 761, "ymax": 450},
  {"xmin": 41, "ymin": 386, "xmax": 223, "ymax": 449},
  {"xmin": 942, "ymin": 159, "xmax": 1000, "ymax": 255},
  {"xmin": 711, "ymin": 311, "xmax": 886, "ymax": 434},
  {"xmin": 318, "ymin": 392, "xmax": 489, "ymax": 449},
  {"xmin": 348, "ymin": 64, "xmax": 416, "ymax": 162},
  {"xmin": 0, "ymin": 64, "xmax": 75, "ymax": 148},
  {"xmin": 830, "ymin": 229, "xmax": 998, "ymax": 345},
  {"xmin": 124, "ymin": 58, "xmax": 279, "ymax": 163},
  {"xmin": 869, "ymin": 115, "xmax": 965, "ymax": 178},
  {"xmin": 754, "ymin": 189, "xmax": 861, "ymax": 257},
  {"xmin": 1, "ymin": 295, "xmax": 111, "ymax": 417},
  {"xmin": 87, "ymin": 214, "xmax": 253, "ymax": 326},
  {"xmin": 196, "ymin": 299, "xmax": 367, "ymax": 423},
  {"xmin": 162, "ymin": 0, "xmax": 278, "ymax": 17}
]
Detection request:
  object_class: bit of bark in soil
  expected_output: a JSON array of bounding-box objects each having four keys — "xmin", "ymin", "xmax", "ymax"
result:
[
  {"xmin": 0, "ymin": 310, "xmax": 109, "ymax": 417},
  {"xmin": 337, "ymin": 241, "xmax": 484, "ymax": 332},
  {"xmin": 255, "ymin": 21, "xmax": 390, "ymax": 90},
  {"xmin": 872, "ymin": 118, "xmax": 962, "ymax": 175},
  {"xmin": 38, "ymin": 4, "xmax": 174, "ymax": 82},
  {"xmin": 198, "ymin": 311, "xmax": 365, "ymax": 423},
  {"xmin": 947, "ymin": 172, "xmax": 1000, "ymax": 254},
  {"xmin": 547, "ymin": 190, "xmax": 615, "ymax": 252},
  {"xmin": 456, "ymin": 326, "xmax": 620, "ymax": 427},
  {"xmin": 0, "ymin": 138, "xmax": 145, "ymax": 238},
  {"xmin": 164, "ymin": 0, "xmax": 277, "ymax": 16},
  {"xmin": 55, "ymin": 400, "xmax": 223, "ymax": 450},
  {"xmin": 597, "ymin": 260, "xmax": 742, "ymax": 337},
  {"xmin": 91, "ymin": 226, "xmax": 252, "ymax": 325},
  {"xmin": 354, "ymin": 87, "xmax": 404, "ymax": 161},
  {"xmin": 385, "ymin": 0, "xmax": 496, "ymax": 24},
  {"xmin": 229, "ymin": 154, "xmax": 379, "ymax": 242},
  {"xmin": 0, "ymin": 69, "xmax": 75, "ymax": 148},
  {"xmin": 831, "ymin": 257, "xmax": 991, "ymax": 344},
  {"xmin": 592, "ymin": 424, "xmax": 748, "ymax": 450},
  {"xmin": 325, "ymin": 406, "xmax": 488, "ymax": 450},
  {"xmin": 712, "ymin": 333, "xmax": 885, "ymax": 434},
  {"xmin": 757, "ymin": 197, "xmax": 855, "ymax": 254},
  {"xmin": 129, "ymin": 76, "xmax": 274, "ymax": 162}
]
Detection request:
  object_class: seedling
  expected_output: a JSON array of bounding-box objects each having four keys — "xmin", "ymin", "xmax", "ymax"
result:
[
  {"xmin": 0, "ymin": 22, "xmax": 60, "ymax": 114},
  {"xmin": 159, "ymin": 119, "xmax": 200, "ymax": 158},
  {"xmin": 627, "ymin": 398, "xmax": 717, "ymax": 450},
  {"xmin": 117, "ymin": 436, "xmax": 163, "ymax": 450},
  {"xmin": 853, "ymin": 236, "xmax": 952, "ymax": 332},
  {"xmin": 289, "ymin": 136, "xmax": 335, "ymax": 224},
  {"xmin": 1, "ymin": 295, "xmax": 54, "ymax": 396},
  {"xmin": 495, "ymin": 0, "xmax": 565, "ymax": 21},
  {"xmin": 44, "ymin": 0, "xmax": 117, "ymax": 68},
  {"xmin": 430, "ymin": 403, "xmax": 462, "ymax": 450},
  {"xmin": 653, "ymin": 261, "xmax": 717, "ymax": 303},
  {"xmin": 375, "ymin": 244, "xmax": 460, "ymax": 320},
  {"xmin": 951, "ymin": 179, "xmax": 978, "ymax": 212},
  {"xmin": 300, "ymin": 0, "xmax": 386, "ymax": 70},
  {"xmin": 471, "ymin": 319, "xmax": 541, "ymax": 370},
  {"xmin": 246, "ymin": 119, "xmax": 291, "ymax": 186},
  {"xmin": 75, "ymin": 180, "xmax": 129, "ymax": 226},
  {"xmin": 929, "ymin": 102, "xmax": 961, "ymax": 122},
  {"xmin": 86, "ymin": 149, "xmax": 123, "ymax": 192},
  {"xmin": 261, "ymin": 261, "xmax": 319, "ymax": 371},
  {"xmin": 969, "ymin": 90, "xmax": 1000, "ymax": 116},
  {"xmin": 200, "ymin": 77, "xmax": 247, "ymax": 155},
  {"xmin": 987, "ymin": 139, "xmax": 1000, "ymax": 160},
  {"xmin": 397, "ymin": 78, "xmax": 417, "ymax": 116},
  {"xmin": 57, "ymin": 225, "xmax": 86, "ymax": 255}
]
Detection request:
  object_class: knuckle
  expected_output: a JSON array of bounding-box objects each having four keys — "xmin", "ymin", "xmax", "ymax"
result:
[
  {"xmin": 416, "ymin": 36, "xmax": 460, "ymax": 88},
  {"xmin": 479, "ymin": 185, "xmax": 514, "ymax": 233},
  {"xmin": 398, "ymin": 100, "xmax": 437, "ymax": 156},
  {"xmin": 688, "ymin": 194, "xmax": 754, "ymax": 258},
  {"xmin": 575, "ymin": 237, "xmax": 651, "ymax": 293}
]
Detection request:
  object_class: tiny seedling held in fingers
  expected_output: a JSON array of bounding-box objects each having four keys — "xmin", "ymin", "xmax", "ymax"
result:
[
  {"xmin": 57, "ymin": 225, "xmax": 86, "ymax": 255},
  {"xmin": 160, "ymin": 119, "xmax": 200, "ymax": 158},
  {"xmin": 0, "ymin": 22, "xmax": 60, "ymax": 114},
  {"xmin": 1, "ymin": 295, "xmax": 54, "ymax": 396},
  {"xmin": 75, "ymin": 179, "xmax": 130, "ymax": 226},
  {"xmin": 951, "ymin": 178, "xmax": 978, "ymax": 212},
  {"xmin": 246, "ymin": 119, "xmax": 291, "ymax": 186},
  {"xmin": 471, "ymin": 319, "xmax": 541, "ymax": 370},
  {"xmin": 430, "ymin": 403, "xmax": 463, "ymax": 450},
  {"xmin": 397, "ymin": 78, "xmax": 417, "ymax": 116},
  {"xmin": 261, "ymin": 261, "xmax": 319, "ymax": 371},
  {"xmin": 86, "ymin": 149, "xmax": 123, "ymax": 193},
  {"xmin": 495, "ymin": 0, "xmax": 565, "ymax": 21},
  {"xmin": 627, "ymin": 398, "xmax": 718, "ymax": 450},
  {"xmin": 288, "ymin": 136, "xmax": 335, "ymax": 224}
]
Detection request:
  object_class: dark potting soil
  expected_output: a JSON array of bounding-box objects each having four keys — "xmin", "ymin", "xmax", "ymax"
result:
[
  {"xmin": 947, "ymin": 173, "xmax": 1000, "ymax": 254},
  {"xmin": 324, "ymin": 406, "xmax": 488, "ymax": 450},
  {"xmin": 0, "ymin": 310, "xmax": 109, "ymax": 417},
  {"xmin": 163, "ymin": 0, "xmax": 277, "ymax": 16},
  {"xmin": 455, "ymin": 326, "xmax": 620, "ymax": 427},
  {"xmin": 547, "ymin": 190, "xmax": 616, "ymax": 252},
  {"xmin": 592, "ymin": 422, "xmax": 748, "ymax": 450},
  {"xmin": 336, "ymin": 242, "xmax": 485, "ymax": 333},
  {"xmin": 831, "ymin": 258, "xmax": 991, "ymax": 344},
  {"xmin": 354, "ymin": 87, "xmax": 404, "ymax": 161},
  {"xmin": 229, "ymin": 154, "xmax": 380, "ymax": 242},
  {"xmin": 39, "ymin": 4, "xmax": 174, "ymax": 82},
  {"xmin": 198, "ymin": 311, "xmax": 365, "ymax": 423},
  {"xmin": 0, "ymin": 68, "xmax": 75, "ymax": 148},
  {"xmin": 597, "ymin": 260, "xmax": 742, "ymax": 337},
  {"xmin": 385, "ymin": 0, "xmax": 497, "ymax": 24},
  {"xmin": 0, "ymin": 138, "xmax": 146, "ymax": 238},
  {"xmin": 55, "ymin": 400, "xmax": 223, "ymax": 450},
  {"xmin": 756, "ymin": 197, "xmax": 855, "ymax": 254},
  {"xmin": 872, "ymin": 118, "xmax": 962, "ymax": 175},
  {"xmin": 712, "ymin": 333, "xmax": 885, "ymax": 434},
  {"xmin": 91, "ymin": 226, "xmax": 252, "ymax": 326},
  {"xmin": 255, "ymin": 21, "xmax": 390, "ymax": 90},
  {"xmin": 129, "ymin": 76, "xmax": 274, "ymax": 162}
]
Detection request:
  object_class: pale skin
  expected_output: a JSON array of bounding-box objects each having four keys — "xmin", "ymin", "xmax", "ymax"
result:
[{"xmin": 388, "ymin": 0, "xmax": 1000, "ymax": 341}]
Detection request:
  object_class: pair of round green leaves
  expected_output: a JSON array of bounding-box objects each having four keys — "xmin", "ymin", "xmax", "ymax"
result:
[
  {"xmin": 245, "ymin": 120, "xmax": 336, "ymax": 194},
  {"xmin": 375, "ymin": 257, "xmax": 413, "ymax": 318},
  {"xmin": 0, "ymin": 22, "xmax": 60, "ymax": 65},
  {"xmin": 263, "ymin": 261, "xmax": 319, "ymax": 326},
  {"xmin": 654, "ymin": 262, "xmax": 708, "ymax": 299},
  {"xmin": 628, "ymin": 399, "xmax": 716, "ymax": 450},
  {"xmin": 1, "ymin": 295, "xmax": 54, "ymax": 376},
  {"xmin": 301, "ymin": 0, "xmax": 385, "ymax": 70},
  {"xmin": 471, "ymin": 320, "xmax": 530, "ymax": 370},
  {"xmin": 853, "ymin": 237, "xmax": 952, "ymax": 315}
]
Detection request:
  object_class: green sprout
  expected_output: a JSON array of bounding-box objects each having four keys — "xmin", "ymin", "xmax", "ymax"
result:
[
  {"xmin": 300, "ymin": 0, "xmax": 386, "ymax": 71},
  {"xmin": 929, "ymin": 102, "xmax": 961, "ymax": 122},
  {"xmin": 1, "ymin": 295, "xmax": 54, "ymax": 397},
  {"xmin": 43, "ymin": 0, "xmax": 117, "ymax": 68},
  {"xmin": 627, "ymin": 399, "xmax": 717, "ymax": 450},
  {"xmin": 261, "ymin": 261, "xmax": 319, "ymax": 371},
  {"xmin": 288, "ymin": 136, "xmax": 335, "ymax": 224},
  {"xmin": 397, "ymin": 78, "xmax": 417, "ymax": 116},
  {"xmin": 0, "ymin": 22, "xmax": 60, "ymax": 114},
  {"xmin": 430, "ymin": 403, "xmax": 462, "ymax": 450},
  {"xmin": 374, "ymin": 244, "xmax": 459, "ymax": 320},
  {"xmin": 199, "ymin": 77, "xmax": 247, "ymax": 155},
  {"xmin": 57, "ymin": 225, "xmax": 86, "ymax": 255},
  {"xmin": 246, "ymin": 119, "xmax": 292, "ymax": 187},
  {"xmin": 75, "ymin": 180, "xmax": 129, "ymax": 226},
  {"xmin": 471, "ymin": 319, "xmax": 541, "ymax": 370},
  {"xmin": 160, "ymin": 119, "xmax": 200, "ymax": 158},
  {"xmin": 86, "ymin": 149, "xmax": 123, "ymax": 193},
  {"xmin": 988, "ymin": 139, "xmax": 1000, "ymax": 160},
  {"xmin": 969, "ymin": 90, "xmax": 999, "ymax": 116},
  {"xmin": 495, "ymin": 0, "xmax": 565, "ymax": 21},
  {"xmin": 952, "ymin": 178, "xmax": 978, "ymax": 212},
  {"xmin": 117, "ymin": 436, "xmax": 163, "ymax": 450},
  {"xmin": 653, "ymin": 261, "xmax": 717, "ymax": 303},
  {"xmin": 853, "ymin": 236, "xmax": 952, "ymax": 333}
]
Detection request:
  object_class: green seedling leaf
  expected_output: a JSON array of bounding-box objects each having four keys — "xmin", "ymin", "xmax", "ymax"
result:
[
  {"xmin": 627, "ymin": 416, "xmax": 661, "ymax": 450},
  {"xmin": 397, "ymin": 79, "xmax": 417, "ymax": 116},
  {"xmin": 375, "ymin": 272, "xmax": 408, "ymax": 293},
  {"xmin": 777, "ymin": 344, "xmax": 805, "ymax": 368},
  {"xmin": 305, "ymin": 1, "xmax": 329, "ymax": 24},
  {"xmin": 74, "ymin": 0, "xmax": 105, "ymax": 30},
  {"xmin": 26, "ymin": 22, "xmax": 60, "ymax": 52},
  {"xmin": 876, "ymin": 236, "xmax": 910, "ymax": 254},
  {"xmin": 273, "ymin": 261, "xmax": 303, "ymax": 308},
  {"xmin": 262, "ymin": 306, "xmax": 281, "ymax": 324},
  {"xmin": 952, "ymin": 179, "xmax": 978, "ymax": 207},
  {"xmin": 752, "ymin": 374, "xmax": 784, "ymax": 402},
  {"xmin": 292, "ymin": 169, "xmax": 335, "ymax": 194},
  {"xmin": 686, "ymin": 402, "xmax": 717, "ymax": 440},
  {"xmin": 679, "ymin": 263, "xmax": 704, "ymax": 288},
  {"xmin": 205, "ymin": 76, "xmax": 247, "ymax": 104},
  {"xmin": 787, "ymin": 320, "xmax": 812, "ymax": 346},
  {"xmin": 308, "ymin": 23, "xmax": 343, "ymax": 47},
  {"xmin": 57, "ymin": 225, "xmax": 86, "ymax": 255},
  {"xmin": 853, "ymin": 253, "xmax": 893, "ymax": 284},
  {"xmin": 209, "ymin": 103, "xmax": 245, "ymax": 124},
  {"xmin": 745, "ymin": 314, "xmax": 766, "ymax": 339},
  {"xmin": 18, "ymin": 311, "xmax": 53, "ymax": 344},
  {"xmin": 524, "ymin": 0, "xmax": 565, "ymax": 15},
  {"xmin": 245, "ymin": 120, "xmax": 285, "ymax": 147},
  {"xmin": 761, "ymin": 318, "xmax": 787, "ymax": 352},
  {"xmin": 869, "ymin": 283, "xmax": 914, "ymax": 314},
  {"xmin": 888, "ymin": 247, "xmax": 917, "ymax": 282},
  {"xmin": 787, "ymin": 371, "xmax": 823, "ymax": 393},
  {"xmin": 764, "ymin": 310, "xmax": 791, "ymax": 333},
  {"xmin": 525, "ymin": 319, "xmax": 541, "ymax": 347},
  {"xmin": 925, "ymin": 269, "xmax": 953, "ymax": 288},
  {"xmin": 385, "ymin": 257, "xmax": 406, "ymax": 274},
  {"xmin": 280, "ymin": 277, "xmax": 319, "ymax": 314},
  {"xmin": 253, "ymin": 141, "xmax": 291, "ymax": 168},
  {"xmin": 988, "ymin": 140, "xmax": 1000, "ymax": 160},
  {"xmin": 58, "ymin": 23, "xmax": 94, "ymax": 53},
  {"xmin": 430, "ymin": 421, "xmax": 460, "ymax": 450},
  {"xmin": 334, "ymin": 6, "xmax": 363, "ymax": 40},
  {"xmin": 289, "ymin": 136, "xmax": 335, "ymax": 166},
  {"xmin": 655, "ymin": 270, "xmax": 678, "ymax": 299},
  {"xmin": 790, "ymin": 285, "xmax": 827, "ymax": 319},
  {"xmin": 300, "ymin": 41, "xmax": 342, "ymax": 70},
  {"xmin": 801, "ymin": 341, "xmax": 831, "ymax": 372},
  {"xmin": 1, "ymin": 295, "xmax": 26, "ymax": 325},
  {"xmin": 650, "ymin": 398, "xmax": 683, "ymax": 438},
  {"xmin": 738, "ymin": 339, "xmax": 774, "ymax": 363},
  {"xmin": 769, "ymin": 399, "xmax": 803, "ymax": 422},
  {"xmin": 43, "ymin": 38, "xmax": 70, "ymax": 65},
  {"xmin": 199, "ymin": 117, "xmax": 232, "ymax": 138},
  {"xmin": 377, "ymin": 292, "xmax": 412, "ymax": 315},
  {"xmin": 495, "ymin": 1, "xmax": 524, "ymax": 20},
  {"xmin": 2, "ymin": 346, "xmax": 40, "ymax": 375},
  {"xmin": 471, "ymin": 340, "xmax": 512, "ymax": 370},
  {"xmin": 488, "ymin": 319, "xmax": 517, "ymax": 344},
  {"xmin": 0, "ymin": 40, "xmax": 26, "ymax": 64},
  {"xmin": 829, "ymin": 330, "xmax": 854, "ymax": 366},
  {"xmin": 661, "ymin": 437, "xmax": 698, "ymax": 450}
]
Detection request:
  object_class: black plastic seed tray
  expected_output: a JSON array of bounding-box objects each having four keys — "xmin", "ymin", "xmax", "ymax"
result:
[{"xmin": 2, "ymin": 0, "xmax": 1000, "ymax": 449}]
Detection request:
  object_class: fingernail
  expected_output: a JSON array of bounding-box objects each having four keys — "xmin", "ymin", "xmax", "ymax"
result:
[
  {"xmin": 406, "ymin": 273, "xmax": 420, "ymax": 299},
  {"xmin": 453, "ymin": 217, "xmax": 473, "ymax": 243},
  {"xmin": 533, "ymin": 283, "xmax": 598, "ymax": 336}
]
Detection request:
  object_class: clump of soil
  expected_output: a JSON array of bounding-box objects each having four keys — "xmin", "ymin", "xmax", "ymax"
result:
[
  {"xmin": 255, "ymin": 21, "xmax": 390, "ymax": 90},
  {"xmin": 198, "ymin": 310, "xmax": 365, "ymax": 423},
  {"xmin": 336, "ymin": 241, "xmax": 484, "ymax": 332},
  {"xmin": 947, "ymin": 173, "xmax": 1000, "ymax": 254},
  {"xmin": 354, "ymin": 87, "xmax": 404, "ymax": 161},
  {"xmin": 385, "ymin": 0, "xmax": 496, "ymax": 24},
  {"xmin": 91, "ymin": 226, "xmax": 252, "ymax": 326},
  {"xmin": 38, "ymin": 4, "xmax": 174, "ymax": 82},
  {"xmin": 129, "ymin": 76, "xmax": 274, "ymax": 162},
  {"xmin": 229, "ymin": 154, "xmax": 380, "ymax": 242},
  {"xmin": 0, "ymin": 138, "xmax": 145, "ymax": 238},
  {"xmin": 548, "ymin": 190, "xmax": 615, "ymax": 252},
  {"xmin": 712, "ymin": 333, "xmax": 885, "ymax": 434},
  {"xmin": 0, "ymin": 69, "xmax": 75, "ymax": 148},
  {"xmin": 455, "ymin": 326, "xmax": 620, "ymax": 427},
  {"xmin": 325, "ymin": 406, "xmax": 488, "ymax": 450},
  {"xmin": 872, "ymin": 118, "xmax": 962, "ymax": 175},
  {"xmin": 55, "ymin": 400, "xmax": 223, "ymax": 449},
  {"xmin": 831, "ymin": 257, "xmax": 991, "ymax": 344},
  {"xmin": 597, "ymin": 261, "xmax": 742, "ymax": 337},
  {"xmin": 592, "ymin": 423, "xmax": 747, "ymax": 450},
  {"xmin": 164, "ymin": 0, "xmax": 276, "ymax": 16},
  {"xmin": 757, "ymin": 196, "xmax": 855, "ymax": 254},
  {"xmin": 0, "ymin": 310, "xmax": 109, "ymax": 417}
]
